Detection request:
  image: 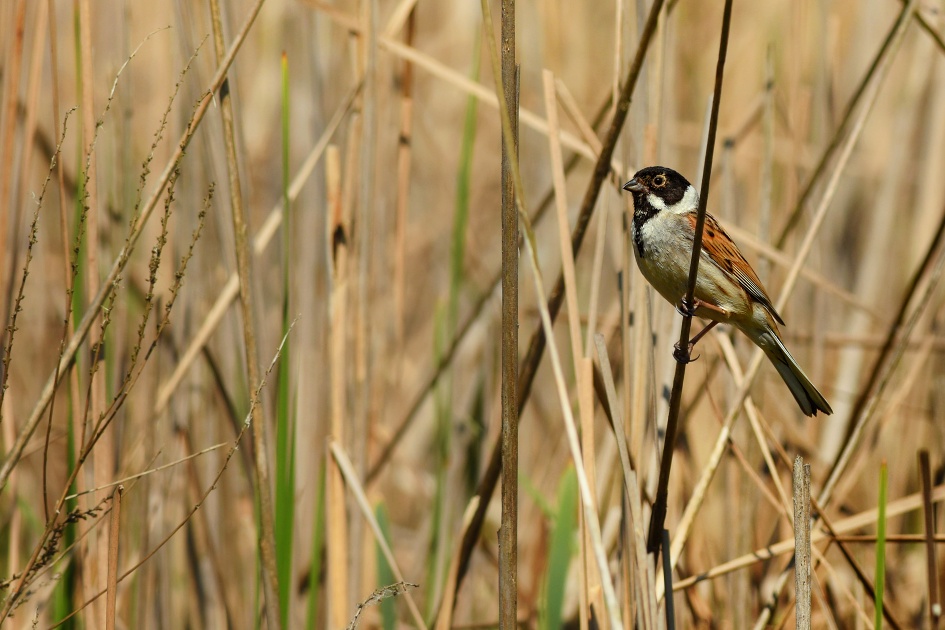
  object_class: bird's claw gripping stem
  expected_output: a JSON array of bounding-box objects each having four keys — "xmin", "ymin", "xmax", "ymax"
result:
[{"xmin": 676, "ymin": 296, "xmax": 698, "ymax": 318}]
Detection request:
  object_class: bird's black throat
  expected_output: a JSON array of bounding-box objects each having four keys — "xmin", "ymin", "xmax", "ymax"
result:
[{"xmin": 631, "ymin": 196, "xmax": 659, "ymax": 259}]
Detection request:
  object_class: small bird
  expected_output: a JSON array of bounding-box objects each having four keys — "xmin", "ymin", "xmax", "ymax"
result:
[{"xmin": 623, "ymin": 166, "xmax": 832, "ymax": 416}]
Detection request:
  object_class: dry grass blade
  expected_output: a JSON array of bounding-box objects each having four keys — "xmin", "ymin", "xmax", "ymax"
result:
[
  {"xmin": 0, "ymin": 0, "xmax": 27, "ymax": 294},
  {"xmin": 329, "ymin": 441, "xmax": 426, "ymax": 629},
  {"xmin": 326, "ymin": 143, "xmax": 350, "ymax": 628},
  {"xmin": 593, "ymin": 334, "xmax": 635, "ymax": 505},
  {"xmin": 627, "ymin": 470, "xmax": 657, "ymax": 628},
  {"xmin": 434, "ymin": 498, "xmax": 479, "ymax": 630},
  {"xmin": 105, "ymin": 486, "xmax": 122, "ymax": 630}
]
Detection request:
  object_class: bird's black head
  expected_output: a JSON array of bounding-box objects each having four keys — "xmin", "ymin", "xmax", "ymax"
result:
[{"xmin": 623, "ymin": 166, "xmax": 691, "ymax": 208}]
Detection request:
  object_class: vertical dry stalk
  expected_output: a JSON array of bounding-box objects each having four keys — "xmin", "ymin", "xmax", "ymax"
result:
[
  {"xmin": 543, "ymin": 67, "xmax": 603, "ymax": 621},
  {"xmin": 1, "ymin": 398, "xmax": 19, "ymax": 600},
  {"xmin": 499, "ymin": 0, "xmax": 519, "ymax": 624},
  {"xmin": 594, "ymin": 333, "xmax": 648, "ymax": 626},
  {"xmin": 6, "ymin": 0, "xmax": 47, "ymax": 311},
  {"xmin": 105, "ymin": 486, "xmax": 123, "ymax": 630},
  {"xmin": 392, "ymin": 9, "xmax": 415, "ymax": 348},
  {"xmin": 326, "ymin": 144, "xmax": 350, "ymax": 628},
  {"xmin": 478, "ymin": 0, "xmax": 622, "ymax": 622},
  {"xmin": 207, "ymin": 1, "xmax": 281, "ymax": 627},
  {"xmin": 578, "ymin": 359, "xmax": 603, "ymax": 620},
  {"xmin": 628, "ymin": 470, "xmax": 657, "ymax": 628},
  {"xmin": 349, "ymin": 0, "xmax": 378, "ymax": 601},
  {"xmin": 47, "ymin": 0, "xmax": 84, "ymax": 529},
  {"xmin": 434, "ymin": 497, "xmax": 479, "ymax": 630},
  {"xmin": 793, "ymin": 457, "xmax": 811, "ymax": 630},
  {"xmin": 75, "ymin": 0, "xmax": 108, "ymax": 624},
  {"xmin": 918, "ymin": 450, "xmax": 942, "ymax": 627},
  {"xmin": 0, "ymin": 0, "xmax": 27, "ymax": 301}
]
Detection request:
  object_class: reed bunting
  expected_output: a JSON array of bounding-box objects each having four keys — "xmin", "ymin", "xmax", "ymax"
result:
[{"xmin": 623, "ymin": 166, "xmax": 832, "ymax": 416}]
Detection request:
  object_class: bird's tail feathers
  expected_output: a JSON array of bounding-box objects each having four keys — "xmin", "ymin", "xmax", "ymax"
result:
[{"xmin": 763, "ymin": 331, "xmax": 832, "ymax": 417}]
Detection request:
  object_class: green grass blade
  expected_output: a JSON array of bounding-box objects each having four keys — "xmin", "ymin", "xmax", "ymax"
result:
[
  {"xmin": 875, "ymin": 459, "xmax": 888, "ymax": 628},
  {"xmin": 50, "ymin": 394, "xmax": 80, "ymax": 629},
  {"xmin": 427, "ymin": 302, "xmax": 449, "ymax": 621},
  {"xmin": 541, "ymin": 465, "xmax": 578, "ymax": 630},
  {"xmin": 274, "ymin": 49, "xmax": 296, "ymax": 627},
  {"xmin": 375, "ymin": 504, "xmax": 397, "ymax": 630},
  {"xmin": 448, "ymin": 33, "xmax": 481, "ymax": 334}
]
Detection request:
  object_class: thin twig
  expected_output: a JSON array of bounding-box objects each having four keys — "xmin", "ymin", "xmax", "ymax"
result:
[
  {"xmin": 646, "ymin": 0, "xmax": 733, "ymax": 556},
  {"xmin": 919, "ymin": 451, "xmax": 942, "ymax": 626}
]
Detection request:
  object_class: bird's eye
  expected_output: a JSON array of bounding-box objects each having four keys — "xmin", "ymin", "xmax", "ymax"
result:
[{"xmin": 653, "ymin": 174, "xmax": 667, "ymax": 188}]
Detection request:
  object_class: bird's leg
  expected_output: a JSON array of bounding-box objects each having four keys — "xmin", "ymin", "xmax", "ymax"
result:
[
  {"xmin": 673, "ymin": 321, "xmax": 719, "ymax": 364},
  {"xmin": 675, "ymin": 296, "xmax": 728, "ymax": 319},
  {"xmin": 688, "ymin": 320, "xmax": 719, "ymax": 347},
  {"xmin": 673, "ymin": 298, "xmax": 725, "ymax": 364}
]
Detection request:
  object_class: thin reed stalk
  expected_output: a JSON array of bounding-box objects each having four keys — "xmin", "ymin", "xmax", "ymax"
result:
[
  {"xmin": 207, "ymin": 2, "xmax": 281, "ymax": 627},
  {"xmin": 498, "ymin": 0, "xmax": 519, "ymax": 625}
]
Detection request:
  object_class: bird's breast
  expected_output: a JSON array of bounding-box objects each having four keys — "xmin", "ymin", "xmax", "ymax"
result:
[{"xmin": 630, "ymin": 211, "xmax": 751, "ymax": 325}]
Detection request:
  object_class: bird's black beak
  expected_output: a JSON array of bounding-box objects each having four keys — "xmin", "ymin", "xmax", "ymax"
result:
[{"xmin": 623, "ymin": 178, "xmax": 643, "ymax": 192}]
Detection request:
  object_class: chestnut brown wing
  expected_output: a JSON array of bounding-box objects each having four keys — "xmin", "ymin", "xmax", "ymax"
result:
[{"xmin": 690, "ymin": 213, "xmax": 785, "ymax": 325}]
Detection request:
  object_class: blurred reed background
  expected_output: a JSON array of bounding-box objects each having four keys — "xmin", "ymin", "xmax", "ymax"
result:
[{"xmin": 1, "ymin": 0, "xmax": 944, "ymax": 627}]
